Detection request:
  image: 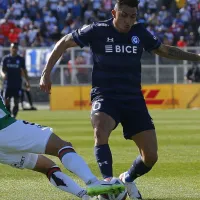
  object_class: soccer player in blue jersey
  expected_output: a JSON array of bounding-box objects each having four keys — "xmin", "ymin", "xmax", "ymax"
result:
[
  {"xmin": 0, "ymin": 43, "xmax": 30, "ymax": 117},
  {"xmin": 40, "ymin": 0, "xmax": 200, "ymax": 199}
]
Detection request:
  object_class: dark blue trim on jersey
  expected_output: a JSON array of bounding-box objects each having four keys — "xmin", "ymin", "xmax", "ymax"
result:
[
  {"xmin": 145, "ymin": 40, "xmax": 161, "ymax": 52},
  {"xmin": 72, "ymin": 31, "xmax": 87, "ymax": 48}
]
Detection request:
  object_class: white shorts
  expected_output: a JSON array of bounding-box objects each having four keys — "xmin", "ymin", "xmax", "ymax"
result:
[{"xmin": 0, "ymin": 120, "xmax": 53, "ymax": 169}]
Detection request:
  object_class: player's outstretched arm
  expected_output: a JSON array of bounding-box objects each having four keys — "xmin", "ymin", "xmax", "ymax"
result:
[
  {"xmin": 40, "ymin": 33, "xmax": 77, "ymax": 93},
  {"xmin": 152, "ymin": 44, "xmax": 200, "ymax": 61}
]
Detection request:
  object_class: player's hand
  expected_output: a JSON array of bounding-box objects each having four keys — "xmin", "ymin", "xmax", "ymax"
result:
[
  {"xmin": 40, "ymin": 72, "xmax": 52, "ymax": 94},
  {"xmin": 26, "ymin": 82, "xmax": 30, "ymax": 91}
]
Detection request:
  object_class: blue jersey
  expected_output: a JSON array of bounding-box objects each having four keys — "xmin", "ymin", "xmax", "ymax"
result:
[
  {"xmin": 1, "ymin": 54, "xmax": 26, "ymax": 89},
  {"xmin": 72, "ymin": 18, "xmax": 161, "ymax": 100}
]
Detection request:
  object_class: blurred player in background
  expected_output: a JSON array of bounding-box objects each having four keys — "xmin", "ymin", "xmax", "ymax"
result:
[
  {"xmin": 185, "ymin": 62, "xmax": 200, "ymax": 83},
  {"xmin": 40, "ymin": 0, "xmax": 200, "ymax": 199},
  {"xmin": 0, "ymin": 94, "xmax": 124, "ymax": 200},
  {"xmin": 0, "ymin": 43, "xmax": 29, "ymax": 117}
]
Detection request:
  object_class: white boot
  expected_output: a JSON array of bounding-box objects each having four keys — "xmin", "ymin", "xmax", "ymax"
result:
[{"xmin": 119, "ymin": 172, "xmax": 142, "ymax": 200}]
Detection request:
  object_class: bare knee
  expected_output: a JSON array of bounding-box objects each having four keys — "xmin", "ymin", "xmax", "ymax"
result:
[
  {"xmin": 45, "ymin": 133, "xmax": 74, "ymax": 157},
  {"xmin": 91, "ymin": 113, "xmax": 115, "ymax": 146},
  {"xmin": 142, "ymin": 152, "xmax": 158, "ymax": 167}
]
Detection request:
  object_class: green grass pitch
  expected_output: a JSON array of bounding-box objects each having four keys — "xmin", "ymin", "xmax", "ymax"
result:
[{"xmin": 0, "ymin": 109, "xmax": 200, "ymax": 200}]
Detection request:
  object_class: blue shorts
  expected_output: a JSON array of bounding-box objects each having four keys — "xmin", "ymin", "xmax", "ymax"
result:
[
  {"xmin": 91, "ymin": 97, "xmax": 155, "ymax": 140},
  {"xmin": 4, "ymin": 88, "xmax": 21, "ymax": 99}
]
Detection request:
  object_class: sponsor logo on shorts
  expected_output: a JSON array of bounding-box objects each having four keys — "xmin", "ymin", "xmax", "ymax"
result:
[{"xmin": 11, "ymin": 156, "xmax": 26, "ymax": 168}]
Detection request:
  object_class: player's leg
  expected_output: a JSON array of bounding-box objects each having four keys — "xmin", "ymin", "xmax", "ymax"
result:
[
  {"xmin": 20, "ymin": 89, "xmax": 25, "ymax": 110},
  {"xmin": 13, "ymin": 96, "xmax": 19, "ymax": 118},
  {"xmin": 127, "ymin": 129, "xmax": 158, "ymax": 180},
  {"xmin": 121, "ymin": 115, "xmax": 157, "ymax": 181},
  {"xmin": 45, "ymin": 133, "xmax": 125, "ymax": 196},
  {"xmin": 33, "ymin": 154, "xmax": 89, "ymax": 199},
  {"xmin": 119, "ymin": 100, "xmax": 157, "ymax": 199},
  {"xmin": 45, "ymin": 133, "xmax": 98, "ymax": 184},
  {"xmin": 25, "ymin": 90, "xmax": 34, "ymax": 109},
  {"xmin": 120, "ymin": 130, "xmax": 157, "ymax": 200},
  {"xmin": 0, "ymin": 151, "xmax": 89, "ymax": 199},
  {"xmin": 3, "ymin": 88, "xmax": 11, "ymax": 113},
  {"xmin": 91, "ymin": 98, "xmax": 120, "ymax": 179}
]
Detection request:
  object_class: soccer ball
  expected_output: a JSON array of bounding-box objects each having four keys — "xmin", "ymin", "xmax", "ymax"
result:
[{"xmin": 98, "ymin": 177, "xmax": 127, "ymax": 200}]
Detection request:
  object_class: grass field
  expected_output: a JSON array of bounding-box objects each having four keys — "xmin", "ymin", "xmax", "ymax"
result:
[{"xmin": 0, "ymin": 109, "xmax": 200, "ymax": 200}]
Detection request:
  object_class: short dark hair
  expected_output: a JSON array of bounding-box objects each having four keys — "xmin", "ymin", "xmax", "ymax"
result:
[
  {"xmin": 116, "ymin": 0, "xmax": 139, "ymax": 8},
  {"xmin": 10, "ymin": 43, "xmax": 19, "ymax": 48}
]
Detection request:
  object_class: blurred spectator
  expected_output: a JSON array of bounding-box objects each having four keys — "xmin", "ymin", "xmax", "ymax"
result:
[
  {"xmin": 146, "ymin": 0, "xmax": 158, "ymax": 13},
  {"xmin": 186, "ymin": 31, "xmax": 196, "ymax": 46},
  {"xmin": 164, "ymin": 29, "xmax": 174, "ymax": 45},
  {"xmin": 72, "ymin": 0, "xmax": 82, "ymax": 19},
  {"xmin": 8, "ymin": 28, "xmax": 20, "ymax": 43},
  {"xmin": 84, "ymin": 4, "xmax": 94, "ymax": 24},
  {"xmin": 0, "ymin": 18, "xmax": 15, "ymax": 38},
  {"xmin": 185, "ymin": 63, "xmax": 200, "ymax": 83},
  {"xmin": 57, "ymin": 1, "xmax": 68, "ymax": 30},
  {"xmin": 44, "ymin": 11, "xmax": 57, "ymax": 24},
  {"xmin": 75, "ymin": 55, "xmax": 89, "ymax": 84},
  {"xmin": 177, "ymin": 36, "xmax": 187, "ymax": 47},
  {"xmin": 179, "ymin": 5, "xmax": 191, "ymax": 25},
  {"xmin": 19, "ymin": 13, "xmax": 31, "ymax": 28},
  {"xmin": 34, "ymin": 13, "xmax": 43, "ymax": 28},
  {"xmin": 97, "ymin": 4, "xmax": 107, "ymax": 21},
  {"xmin": 11, "ymin": 0, "xmax": 24, "ymax": 20},
  {"xmin": 36, "ymin": 0, "xmax": 48, "ymax": 9},
  {"xmin": 26, "ymin": 1, "xmax": 40, "ymax": 21},
  {"xmin": 103, "ymin": 0, "xmax": 112, "ymax": 11},
  {"xmin": 0, "ymin": 28, "xmax": 5, "ymax": 46}
]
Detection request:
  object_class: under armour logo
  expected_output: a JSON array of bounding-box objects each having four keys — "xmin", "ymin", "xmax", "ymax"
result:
[
  {"xmin": 98, "ymin": 161, "xmax": 108, "ymax": 167},
  {"xmin": 107, "ymin": 37, "xmax": 114, "ymax": 42}
]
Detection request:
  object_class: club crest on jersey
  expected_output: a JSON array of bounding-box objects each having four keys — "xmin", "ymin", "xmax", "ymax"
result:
[{"xmin": 131, "ymin": 36, "xmax": 140, "ymax": 44}]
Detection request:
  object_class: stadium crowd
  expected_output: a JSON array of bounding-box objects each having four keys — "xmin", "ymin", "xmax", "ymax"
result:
[{"xmin": 0, "ymin": 0, "xmax": 200, "ymax": 48}]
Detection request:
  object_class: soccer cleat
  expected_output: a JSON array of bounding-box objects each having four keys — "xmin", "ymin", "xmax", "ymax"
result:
[
  {"xmin": 119, "ymin": 172, "xmax": 142, "ymax": 200},
  {"xmin": 86, "ymin": 179, "xmax": 125, "ymax": 196}
]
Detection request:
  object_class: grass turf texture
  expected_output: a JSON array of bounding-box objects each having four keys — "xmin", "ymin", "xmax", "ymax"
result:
[{"xmin": 0, "ymin": 110, "xmax": 200, "ymax": 200}]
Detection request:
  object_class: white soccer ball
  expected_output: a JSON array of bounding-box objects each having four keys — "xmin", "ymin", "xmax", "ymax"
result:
[{"xmin": 98, "ymin": 177, "xmax": 127, "ymax": 200}]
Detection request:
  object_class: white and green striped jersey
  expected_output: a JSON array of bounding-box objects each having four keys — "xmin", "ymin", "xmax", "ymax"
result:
[{"xmin": 0, "ymin": 95, "xmax": 16, "ymax": 130}]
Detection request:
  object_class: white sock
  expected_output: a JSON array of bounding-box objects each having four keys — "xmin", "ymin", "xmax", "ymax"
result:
[
  {"xmin": 59, "ymin": 148, "xmax": 97, "ymax": 184},
  {"xmin": 48, "ymin": 168, "xmax": 86, "ymax": 198}
]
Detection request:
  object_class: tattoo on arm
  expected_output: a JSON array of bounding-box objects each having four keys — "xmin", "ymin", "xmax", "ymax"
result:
[
  {"xmin": 154, "ymin": 44, "xmax": 200, "ymax": 61},
  {"xmin": 167, "ymin": 47, "xmax": 200, "ymax": 61}
]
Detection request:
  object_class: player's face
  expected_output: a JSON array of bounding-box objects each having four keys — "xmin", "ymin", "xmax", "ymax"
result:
[
  {"xmin": 10, "ymin": 47, "xmax": 18, "ymax": 56},
  {"xmin": 112, "ymin": 5, "xmax": 137, "ymax": 33}
]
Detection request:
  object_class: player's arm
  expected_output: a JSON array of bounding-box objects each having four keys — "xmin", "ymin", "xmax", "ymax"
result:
[
  {"xmin": 21, "ymin": 68, "xmax": 30, "ymax": 88},
  {"xmin": 0, "ymin": 58, "xmax": 7, "ymax": 79},
  {"xmin": 42, "ymin": 33, "xmax": 77, "ymax": 75},
  {"xmin": 152, "ymin": 44, "xmax": 200, "ymax": 61},
  {"xmin": 0, "ymin": 68, "xmax": 6, "ymax": 79},
  {"xmin": 21, "ymin": 57, "xmax": 30, "ymax": 88},
  {"xmin": 40, "ymin": 24, "xmax": 94, "ymax": 93},
  {"xmin": 40, "ymin": 33, "xmax": 78, "ymax": 93}
]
